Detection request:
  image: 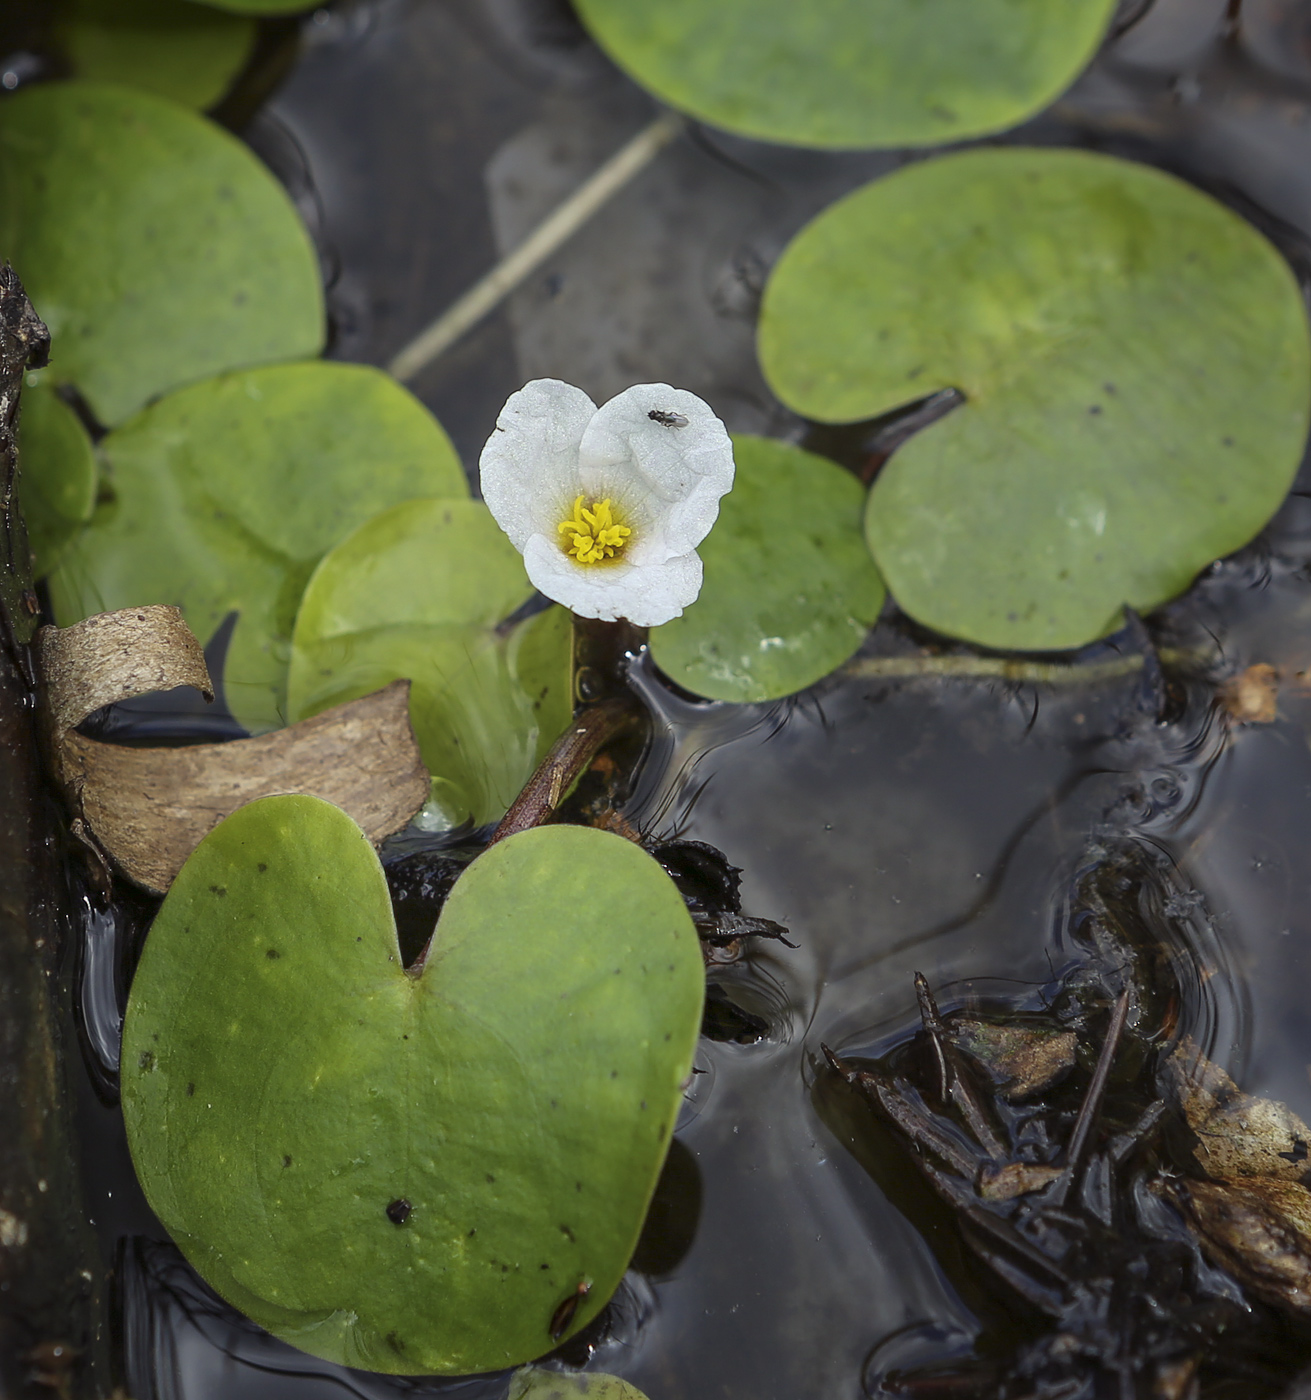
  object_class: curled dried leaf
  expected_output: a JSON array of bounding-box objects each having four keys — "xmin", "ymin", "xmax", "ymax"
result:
[
  {"xmin": 38, "ymin": 605, "xmax": 212, "ymax": 773},
  {"xmin": 36, "ymin": 608, "xmax": 427, "ymax": 892}
]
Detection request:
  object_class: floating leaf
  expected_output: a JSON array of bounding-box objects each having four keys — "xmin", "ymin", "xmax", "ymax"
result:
[
  {"xmin": 17, "ymin": 379, "xmax": 97, "ymax": 577},
  {"xmin": 48, "ymin": 362, "xmax": 466, "ymax": 733},
  {"xmin": 571, "ymin": 0, "xmax": 1117, "ymax": 149},
  {"xmin": 122, "ymin": 799, "xmax": 704, "ymax": 1374},
  {"xmin": 288, "ymin": 499, "xmax": 571, "ymax": 828},
  {"xmin": 0, "ymin": 81, "xmax": 323, "ymax": 426},
  {"xmin": 510, "ymin": 1368, "xmax": 653, "ymax": 1400},
  {"xmin": 650, "ymin": 435, "xmax": 884, "ymax": 701},
  {"xmin": 55, "ymin": 0, "xmax": 256, "ymax": 110},
  {"xmin": 759, "ymin": 148, "xmax": 1311, "ymax": 650}
]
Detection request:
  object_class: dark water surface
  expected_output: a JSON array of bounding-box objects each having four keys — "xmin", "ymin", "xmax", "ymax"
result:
[{"xmin": 39, "ymin": 0, "xmax": 1311, "ymax": 1396}]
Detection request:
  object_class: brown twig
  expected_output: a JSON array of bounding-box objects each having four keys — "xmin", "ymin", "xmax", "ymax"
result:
[{"xmin": 488, "ymin": 696, "xmax": 640, "ymax": 844}]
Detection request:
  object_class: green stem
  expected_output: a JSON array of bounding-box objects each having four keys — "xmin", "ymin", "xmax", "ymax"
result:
[{"xmin": 843, "ymin": 646, "xmax": 1204, "ymax": 686}]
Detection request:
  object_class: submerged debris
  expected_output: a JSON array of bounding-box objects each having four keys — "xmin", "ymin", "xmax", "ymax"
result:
[
  {"xmin": 1218, "ymin": 663, "xmax": 1280, "ymax": 724},
  {"xmin": 647, "ymin": 837, "xmax": 793, "ymax": 959},
  {"xmin": 823, "ymin": 962, "xmax": 1311, "ymax": 1398}
]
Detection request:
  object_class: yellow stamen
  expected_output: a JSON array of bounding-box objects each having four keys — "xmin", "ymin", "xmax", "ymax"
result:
[{"xmin": 557, "ymin": 496, "xmax": 632, "ymax": 565}]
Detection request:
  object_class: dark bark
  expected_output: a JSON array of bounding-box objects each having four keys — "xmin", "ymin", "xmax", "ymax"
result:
[{"xmin": 0, "ymin": 266, "xmax": 109, "ymax": 1397}]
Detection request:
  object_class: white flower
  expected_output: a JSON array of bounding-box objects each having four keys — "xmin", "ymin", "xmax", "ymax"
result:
[{"xmin": 479, "ymin": 380, "xmax": 735, "ymax": 627}]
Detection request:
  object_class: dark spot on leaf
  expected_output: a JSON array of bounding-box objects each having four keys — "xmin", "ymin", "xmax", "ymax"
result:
[
  {"xmin": 1088, "ymin": 405, "xmax": 1102, "ymax": 415},
  {"xmin": 283, "ymin": 1155, "xmax": 292, "ymax": 1168},
  {"xmin": 139, "ymin": 1051, "xmax": 154, "ymax": 1071},
  {"xmin": 209, "ymin": 885, "xmax": 227, "ymax": 897},
  {"xmin": 640, "ymin": 1101, "xmax": 647, "ymax": 1110},
  {"xmin": 186, "ymin": 1082, "xmax": 195, "ymax": 1097},
  {"xmin": 575, "ymin": 1182, "xmax": 583, "ymax": 1192},
  {"xmin": 486, "ymin": 1173, "xmax": 495, "ymax": 1183},
  {"xmin": 1223, "ymin": 436, "xmax": 1234, "ymax": 447},
  {"xmin": 550, "ymin": 1280, "xmax": 591, "ymax": 1340},
  {"xmin": 501, "ymin": 1264, "xmax": 509, "ymax": 1273},
  {"xmin": 266, "ymin": 948, "xmax": 281, "ymax": 960},
  {"xmin": 467, "ymin": 1227, "xmax": 476, "ymax": 1237},
  {"xmin": 1104, "ymin": 382, "xmax": 1117, "ymax": 394},
  {"xmin": 610, "ymin": 1070, "xmax": 618, "ymax": 1078},
  {"xmin": 559, "ymin": 1224, "xmax": 575, "ymax": 1242},
  {"xmin": 257, "ymin": 863, "xmax": 267, "ymax": 873},
  {"xmin": 385, "ymin": 1331, "xmax": 404, "ymax": 1355},
  {"xmin": 540, "ymin": 1262, "xmax": 551, "ymax": 1270},
  {"xmin": 386, "ymin": 1198, "xmax": 412, "ymax": 1225}
]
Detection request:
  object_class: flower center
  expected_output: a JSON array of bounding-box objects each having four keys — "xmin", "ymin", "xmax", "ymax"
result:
[{"xmin": 557, "ymin": 496, "xmax": 632, "ymax": 565}]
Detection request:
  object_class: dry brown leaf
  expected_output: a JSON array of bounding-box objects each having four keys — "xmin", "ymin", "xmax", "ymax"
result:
[
  {"xmin": 1163, "ymin": 1037, "xmax": 1311, "ymax": 1182},
  {"xmin": 948, "ymin": 1019, "xmax": 1078, "ymax": 1101},
  {"xmin": 1169, "ymin": 1175, "xmax": 1311, "ymax": 1316},
  {"xmin": 37, "ymin": 606, "xmax": 213, "ymax": 771},
  {"xmin": 1218, "ymin": 663, "xmax": 1279, "ymax": 724},
  {"xmin": 36, "ymin": 608, "xmax": 428, "ymax": 893}
]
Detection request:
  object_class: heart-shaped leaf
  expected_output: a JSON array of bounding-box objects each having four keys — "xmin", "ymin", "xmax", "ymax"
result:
[
  {"xmin": 48, "ymin": 362, "xmax": 467, "ymax": 734},
  {"xmin": 17, "ymin": 379, "xmax": 98, "ymax": 578},
  {"xmin": 571, "ymin": 0, "xmax": 1116, "ymax": 149},
  {"xmin": 758, "ymin": 147, "xmax": 1311, "ymax": 650},
  {"xmin": 122, "ymin": 797, "xmax": 704, "ymax": 1374},
  {"xmin": 0, "ymin": 81, "xmax": 323, "ymax": 426},
  {"xmin": 650, "ymin": 435, "xmax": 885, "ymax": 701},
  {"xmin": 510, "ymin": 1369, "xmax": 652, "ymax": 1400},
  {"xmin": 288, "ymin": 499, "xmax": 571, "ymax": 828},
  {"xmin": 55, "ymin": 0, "xmax": 256, "ymax": 110}
]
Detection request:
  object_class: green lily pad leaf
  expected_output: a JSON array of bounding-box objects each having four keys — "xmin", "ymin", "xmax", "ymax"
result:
[
  {"xmin": 510, "ymin": 1368, "xmax": 652, "ymax": 1400},
  {"xmin": 55, "ymin": 0, "xmax": 256, "ymax": 110},
  {"xmin": 48, "ymin": 363, "xmax": 467, "ymax": 733},
  {"xmin": 122, "ymin": 797, "xmax": 704, "ymax": 1375},
  {"xmin": 650, "ymin": 435, "xmax": 884, "ymax": 701},
  {"xmin": 571, "ymin": 0, "xmax": 1117, "ymax": 149},
  {"xmin": 17, "ymin": 379, "xmax": 98, "ymax": 578},
  {"xmin": 0, "ymin": 81, "xmax": 323, "ymax": 426},
  {"xmin": 288, "ymin": 500, "xmax": 571, "ymax": 828},
  {"xmin": 758, "ymin": 147, "xmax": 1311, "ymax": 651}
]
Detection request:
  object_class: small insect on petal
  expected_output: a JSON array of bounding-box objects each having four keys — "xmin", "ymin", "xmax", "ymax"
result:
[{"xmin": 480, "ymin": 380, "xmax": 734, "ymax": 625}]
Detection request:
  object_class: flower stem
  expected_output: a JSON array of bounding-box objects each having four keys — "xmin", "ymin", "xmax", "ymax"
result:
[
  {"xmin": 488, "ymin": 696, "xmax": 639, "ymax": 844},
  {"xmin": 571, "ymin": 615, "xmax": 648, "ymax": 710},
  {"xmin": 489, "ymin": 616, "xmax": 651, "ymax": 843}
]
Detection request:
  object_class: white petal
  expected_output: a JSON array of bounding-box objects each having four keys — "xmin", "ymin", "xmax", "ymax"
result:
[
  {"xmin": 478, "ymin": 379, "xmax": 596, "ymax": 550},
  {"xmin": 578, "ymin": 384, "xmax": 735, "ymax": 558},
  {"xmin": 523, "ymin": 535, "xmax": 703, "ymax": 627}
]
